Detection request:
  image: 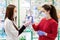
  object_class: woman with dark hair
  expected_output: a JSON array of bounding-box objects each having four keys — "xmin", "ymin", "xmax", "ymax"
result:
[
  {"xmin": 32, "ymin": 4, "xmax": 58, "ymax": 40},
  {"xmin": 4, "ymin": 4, "xmax": 30, "ymax": 40}
]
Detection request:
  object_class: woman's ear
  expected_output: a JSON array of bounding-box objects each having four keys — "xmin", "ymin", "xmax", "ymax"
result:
[{"xmin": 47, "ymin": 11, "xmax": 50, "ymax": 14}]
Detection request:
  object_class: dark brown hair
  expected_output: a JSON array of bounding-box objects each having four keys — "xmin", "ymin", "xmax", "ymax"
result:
[
  {"xmin": 42, "ymin": 4, "xmax": 58, "ymax": 23},
  {"xmin": 5, "ymin": 4, "xmax": 16, "ymax": 21}
]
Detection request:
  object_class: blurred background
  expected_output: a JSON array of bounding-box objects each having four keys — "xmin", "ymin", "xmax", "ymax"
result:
[{"xmin": 0, "ymin": 0, "xmax": 60, "ymax": 40}]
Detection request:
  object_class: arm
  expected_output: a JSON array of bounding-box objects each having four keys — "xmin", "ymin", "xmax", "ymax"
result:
[
  {"xmin": 18, "ymin": 25, "xmax": 26, "ymax": 35},
  {"xmin": 46, "ymin": 22, "xmax": 58, "ymax": 39},
  {"xmin": 32, "ymin": 18, "xmax": 44, "ymax": 31},
  {"xmin": 32, "ymin": 23, "xmax": 40, "ymax": 31},
  {"xmin": 12, "ymin": 21, "xmax": 25, "ymax": 35},
  {"xmin": 37, "ymin": 22, "xmax": 58, "ymax": 39},
  {"xmin": 18, "ymin": 21, "xmax": 31, "ymax": 35}
]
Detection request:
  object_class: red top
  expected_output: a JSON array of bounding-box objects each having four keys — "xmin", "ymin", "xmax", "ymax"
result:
[{"xmin": 32, "ymin": 18, "xmax": 58, "ymax": 40}]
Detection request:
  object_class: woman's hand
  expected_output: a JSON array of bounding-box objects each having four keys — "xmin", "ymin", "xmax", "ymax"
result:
[
  {"xmin": 23, "ymin": 21, "xmax": 31, "ymax": 27},
  {"xmin": 37, "ymin": 30, "xmax": 47, "ymax": 36}
]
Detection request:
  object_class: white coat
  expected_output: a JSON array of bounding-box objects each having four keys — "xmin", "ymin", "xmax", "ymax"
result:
[{"xmin": 4, "ymin": 18, "xmax": 18, "ymax": 40}]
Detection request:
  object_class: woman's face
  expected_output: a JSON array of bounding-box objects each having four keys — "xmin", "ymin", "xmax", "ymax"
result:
[
  {"xmin": 14, "ymin": 7, "xmax": 17, "ymax": 18},
  {"xmin": 14, "ymin": 7, "xmax": 17, "ymax": 14},
  {"xmin": 41, "ymin": 7, "xmax": 48, "ymax": 14},
  {"xmin": 40, "ymin": 7, "xmax": 50, "ymax": 18}
]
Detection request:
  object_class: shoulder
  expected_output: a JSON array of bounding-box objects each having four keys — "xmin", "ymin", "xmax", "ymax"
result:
[
  {"xmin": 51, "ymin": 19, "xmax": 57, "ymax": 24},
  {"xmin": 40, "ymin": 18, "xmax": 46, "ymax": 21},
  {"xmin": 5, "ymin": 18, "xmax": 12, "ymax": 24},
  {"xmin": 49, "ymin": 19, "xmax": 58, "ymax": 26},
  {"xmin": 40, "ymin": 18, "xmax": 46, "ymax": 22}
]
